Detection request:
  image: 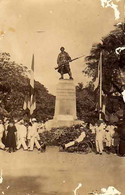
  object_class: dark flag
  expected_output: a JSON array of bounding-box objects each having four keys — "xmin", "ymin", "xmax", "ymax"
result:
[
  {"xmin": 30, "ymin": 54, "xmax": 36, "ymax": 115},
  {"xmin": 23, "ymin": 54, "xmax": 36, "ymax": 115}
]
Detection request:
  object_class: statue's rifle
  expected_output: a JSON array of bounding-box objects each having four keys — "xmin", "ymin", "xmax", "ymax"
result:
[{"xmin": 54, "ymin": 55, "xmax": 84, "ymax": 70}]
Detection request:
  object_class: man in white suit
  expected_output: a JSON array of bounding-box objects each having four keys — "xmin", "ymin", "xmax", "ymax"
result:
[
  {"xmin": 0, "ymin": 120, "xmax": 5, "ymax": 150},
  {"xmin": 16, "ymin": 120, "xmax": 28, "ymax": 150},
  {"xmin": 28, "ymin": 118, "xmax": 41, "ymax": 151}
]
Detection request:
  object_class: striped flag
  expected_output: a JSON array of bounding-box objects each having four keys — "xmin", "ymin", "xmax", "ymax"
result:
[
  {"xmin": 23, "ymin": 96, "xmax": 28, "ymax": 110},
  {"xmin": 102, "ymin": 93, "xmax": 106, "ymax": 115},
  {"xmin": 23, "ymin": 99, "xmax": 27, "ymax": 110},
  {"xmin": 94, "ymin": 52, "xmax": 105, "ymax": 120},
  {"xmin": 23, "ymin": 96, "xmax": 31, "ymax": 110},
  {"xmin": 30, "ymin": 54, "xmax": 36, "ymax": 115},
  {"xmin": 23, "ymin": 55, "xmax": 36, "ymax": 115},
  {"xmin": 93, "ymin": 55, "xmax": 101, "ymax": 90}
]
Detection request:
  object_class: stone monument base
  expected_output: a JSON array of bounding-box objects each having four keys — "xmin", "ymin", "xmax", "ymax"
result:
[
  {"xmin": 45, "ymin": 118, "xmax": 83, "ymax": 131},
  {"xmin": 44, "ymin": 79, "xmax": 83, "ymax": 130}
]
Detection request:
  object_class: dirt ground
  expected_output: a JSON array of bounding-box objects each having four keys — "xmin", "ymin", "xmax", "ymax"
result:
[{"xmin": 0, "ymin": 146, "xmax": 125, "ymax": 195}]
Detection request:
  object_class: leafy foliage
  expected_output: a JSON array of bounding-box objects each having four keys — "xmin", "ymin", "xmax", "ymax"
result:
[
  {"xmin": 83, "ymin": 23, "xmax": 125, "ymax": 123},
  {"xmin": 0, "ymin": 52, "xmax": 55, "ymax": 121},
  {"xmin": 84, "ymin": 23, "xmax": 125, "ymax": 94},
  {"xmin": 76, "ymin": 82, "xmax": 98, "ymax": 124}
]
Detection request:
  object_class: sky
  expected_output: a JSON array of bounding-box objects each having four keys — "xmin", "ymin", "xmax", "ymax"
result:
[{"xmin": 0, "ymin": 0, "xmax": 124, "ymax": 94}]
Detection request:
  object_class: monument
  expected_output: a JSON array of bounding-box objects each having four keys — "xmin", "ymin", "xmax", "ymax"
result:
[
  {"xmin": 45, "ymin": 47, "xmax": 83, "ymax": 130},
  {"xmin": 45, "ymin": 79, "xmax": 82, "ymax": 130},
  {"xmin": 54, "ymin": 79, "xmax": 77, "ymax": 122}
]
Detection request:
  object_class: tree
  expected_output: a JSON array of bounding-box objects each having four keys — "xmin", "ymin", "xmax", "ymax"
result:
[
  {"xmin": 84, "ymin": 23, "xmax": 125, "ymax": 93},
  {"xmin": 76, "ymin": 82, "xmax": 98, "ymax": 124},
  {"xmin": 83, "ymin": 23, "xmax": 125, "ymax": 123},
  {"xmin": 0, "ymin": 52, "xmax": 55, "ymax": 122}
]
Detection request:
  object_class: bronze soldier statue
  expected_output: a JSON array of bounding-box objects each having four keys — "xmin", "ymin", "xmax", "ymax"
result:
[{"xmin": 57, "ymin": 47, "xmax": 73, "ymax": 80}]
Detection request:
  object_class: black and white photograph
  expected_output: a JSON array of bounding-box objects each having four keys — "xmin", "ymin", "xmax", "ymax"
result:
[{"xmin": 0, "ymin": 0, "xmax": 125, "ymax": 194}]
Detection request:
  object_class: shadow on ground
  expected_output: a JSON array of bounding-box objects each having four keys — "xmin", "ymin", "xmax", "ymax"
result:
[{"xmin": 0, "ymin": 175, "xmax": 69, "ymax": 195}]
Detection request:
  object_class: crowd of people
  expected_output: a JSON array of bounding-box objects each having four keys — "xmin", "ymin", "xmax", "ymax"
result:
[
  {"xmin": 60, "ymin": 120, "xmax": 125, "ymax": 157},
  {"xmin": 0, "ymin": 117, "xmax": 124, "ymax": 157},
  {"xmin": 91, "ymin": 120, "xmax": 119, "ymax": 155},
  {"xmin": 0, "ymin": 118, "xmax": 46, "ymax": 153}
]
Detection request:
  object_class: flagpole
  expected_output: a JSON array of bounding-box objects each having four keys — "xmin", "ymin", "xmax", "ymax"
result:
[
  {"xmin": 29, "ymin": 54, "xmax": 36, "ymax": 120},
  {"xmin": 99, "ymin": 52, "xmax": 102, "ymax": 120},
  {"xmin": 123, "ymin": 0, "xmax": 125, "ymax": 31}
]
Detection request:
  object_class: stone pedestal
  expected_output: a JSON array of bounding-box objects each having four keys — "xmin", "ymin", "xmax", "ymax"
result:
[
  {"xmin": 54, "ymin": 79, "xmax": 77, "ymax": 121},
  {"xmin": 45, "ymin": 79, "xmax": 82, "ymax": 130}
]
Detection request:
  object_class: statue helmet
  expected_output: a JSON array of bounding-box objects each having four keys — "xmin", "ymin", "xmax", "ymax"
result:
[{"xmin": 60, "ymin": 47, "xmax": 65, "ymax": 51}]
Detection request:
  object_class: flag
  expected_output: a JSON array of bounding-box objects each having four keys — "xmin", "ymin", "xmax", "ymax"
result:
[
  {"xmin": 93, "ymin": 53, "xmax": 102, "ymax": 90},
  {"xmin": 30, "ymin": 54, "xmax": 34, "ymax": 90},
  {"xmin": 23, "ymin": 96, "xmax": 31, "ymax": 110},
  {"xmin": 23, "ymin": 97, "xmax": 27, "ymax": 110},
  {"xmin": 23, "ymin": 55, "xmax": 36, "ymax": 115},
  {"xmin": 30, "ymin": 54, "xmax": 36, "ymax": 115},
  {"xmin": 30, "ymin": 94, "xmax": 36, "ymax": 115},
  {"xmin": 93, "ymin": 52, "xmax": 104, "ymax": 120},
  {"xmin": 102, "ymin": 93, "xmax": 106, "ymax": 115}
]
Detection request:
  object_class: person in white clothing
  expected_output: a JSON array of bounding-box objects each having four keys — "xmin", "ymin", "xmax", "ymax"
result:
[
  {"xmin": 104, "ymin": 126, "xmax": 112, "ymax": 147},
  {"xmin": 122, "ymin": 89, "xmax": 125, "ymax": 102},
  {"xmin": 0, "ymin": 120, "xmax": 5, "ymax": 150},
  {"xmin": 28, "ymin": 119, "xmax": 41, "ymax": 151},
  {"xmin": 16, "ymin": 120, "xmax": 28, "ymax": 150},
  {"xmin": 95, "ymin": 121, "xmax": 105, "ymax": 155},
  {"xmin": 90, "ymin": 124, "xmax": 96, "ymax": 134},
  {"xmin": 105, "ymin": 125, "xmax": 115, "ymax": 145},
  {"xmin": 109, "ymin": 125, "xmax": 115, "ymax": 146},
  {"xmin": 60, "ymin": 126, "xmax": 86, "ymax": 151},
  {"xmin": 104, "ymin": 124, "xmax": 116, "ymax": 153}
]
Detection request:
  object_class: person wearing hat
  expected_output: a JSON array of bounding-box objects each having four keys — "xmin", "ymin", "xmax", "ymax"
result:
[
  {"xmin": 0, "ymin": 120, "xmax": 5, "ymax": 150},
  {"xmin": 28, "ymin": 119, "xmax": 41, "ymax": 151},
  {"xmin": 95, "ymin": 120, "xmax": 105, "ymax": 155},
  {"xmin": 16, "ymin": 120, "xmax": 28, "ymax": 151},
  {"xmin": 60, "ymin": 125, "xmax": 86, "ymax": 151},
  {"xmin": 57, "ymin": 47, "xmax": 73, "ymax": 80},
  {"xmin": 6, "ymin": 120, "xmax": 17, "ymax": 153},
  {"xmin": 104, "ymin": 127, "xmax": 111, "ymax": 154}
]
